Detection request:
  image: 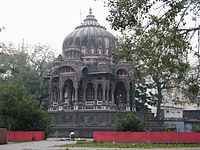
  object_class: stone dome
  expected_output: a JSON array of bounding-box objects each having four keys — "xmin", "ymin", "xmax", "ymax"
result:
[{"xmin": 62, "ymin": 8, "xmax": 116, "ymax": 58}]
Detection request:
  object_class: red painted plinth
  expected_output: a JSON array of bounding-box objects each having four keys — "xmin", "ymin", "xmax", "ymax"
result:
[
  {"xmin": 6, "ymin": 131, "xmax": 45, "ymax": 142},
  {"xmin": 93, "ymin": 132, "xmax": 200, "ymax": 143},
  {"xmin": 0, "ymin": 128, "xmax": 7, "ymax": 144}
]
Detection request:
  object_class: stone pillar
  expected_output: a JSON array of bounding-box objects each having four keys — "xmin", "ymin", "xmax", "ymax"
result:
[
  {"xmin": 103, "ymin": 85, "xmax": 106, "ymax": 104},
  {"xmin": 94, "ymin": 87, "xmax": 97, "ymax": 105},
  {"xmin": 59, "ymin": 83, "xmax": 63, "ymax": 103},
  {"xmin": 57, "ymin": 87, "xmax": 60, "ymax": 103},
  {"xmin": 75, "ymin": 88, "xmax": 78, "ymax": 103},
  {"xmin": 125, "ymin": 82, "xmax": 130, "ymax": 111},
  {"xmin": 83, "ymin": 87, "xmax": 86, "ymax": 104},
  {"xmin": 112, "ymin": 84, "xmax": 116, "ymax": 105},
  {"xmin": 105, "ymin": 84, "xmax": 109, "ymax": 104},
  {"xmin": 73, "ymin": 87, "xmax": 78, "ymax": 110},
  {"xmin": 111, "ymin": 89, "xmax": 114, "ymax": 104},
  {"xmin": 74, "ymin": 80, "xmax": 78, "ymax": 104},
  {"xmin": 126, "ymin": 90, "xmax": 130, "ymax": 105},
  {"xmin": 132, "ymin": 81, "xmax": 136, "ymax": 111},
  {"xmin": 83, "ymin": 81, "xmax": 87, "ymax": 105}
]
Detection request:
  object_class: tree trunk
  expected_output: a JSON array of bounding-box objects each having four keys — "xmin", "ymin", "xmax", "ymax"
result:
[
  {"xmin": 7, "ymin": 118, "xmax": 11, "ymax": 142},
  {"xmin": 156, "ymin": 82, "xmax": 163, "ymax": 120}
]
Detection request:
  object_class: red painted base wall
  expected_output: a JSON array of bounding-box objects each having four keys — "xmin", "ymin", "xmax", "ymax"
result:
[
  {"xmin": 6, "ymin": 131, "xmax": 45, "ymax": 142},
  {"xmin": 0, "ymin": 128, "xmax": 7, "ymax": 144},
  {"xmin": 93, "ymin": 132, "xmax": 200, "ymax": 143}
]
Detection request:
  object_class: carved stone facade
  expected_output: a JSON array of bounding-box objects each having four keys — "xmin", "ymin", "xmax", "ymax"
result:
[{"xmin": 45, "ymin": 9, "xmax": 135, "ymax": 137}]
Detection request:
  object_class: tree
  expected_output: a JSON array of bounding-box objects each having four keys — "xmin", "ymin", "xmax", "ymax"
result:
[
  {"xmin": 0, "ymin": 42, "xmax": 55, "ymax": 108},
  {"xmin": 0, "ymin": 79, "xmax": 51, "ymax": 136},
  {"xmin": 115, "ymin": 113, "xmax": 145, "ymax": 132},
  {"xmin": 106, "ymin": 0, "xmax": 200, "ymax": 32},
  {"xmin": 104, "ymin": 0, "xmax": 198, "ymax": 119},
  {"xmin": 135, "ymin": 83, "xmax": 155, "ymax": 112}
]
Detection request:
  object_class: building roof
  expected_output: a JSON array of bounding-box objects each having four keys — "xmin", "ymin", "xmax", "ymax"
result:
[{"xmin": 62, "ymin": 8, "xmax": 116, "ymax": 56}]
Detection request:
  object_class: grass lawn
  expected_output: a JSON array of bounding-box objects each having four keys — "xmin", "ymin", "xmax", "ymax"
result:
[{"xmin": 56, "ymin": 141, "xmax": 200, "ymax": 149}]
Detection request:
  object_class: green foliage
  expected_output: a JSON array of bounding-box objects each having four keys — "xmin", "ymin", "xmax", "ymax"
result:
[
  {"xmin": 195, "ymin": 124, "xmax": 200, "ymax": 132},
  {"xmin": 106, "ymin": 0, "xmax": 200, "ymax": 32},
  {"xmin": 115, "ymin": 113, "xmax": 145, "ymax": 132},
  {"xmin": 0, "ymin": 79, "xmax": 51, "ymax": 135},
  {"xmin": 0, "ymin": 42, "xmax": 55, "ymax": 108},
  {"xmin": 135, "ymin": 83, "xmax": 155, "ymax": 112},
  {"xmin": 105, "ymin": 0, "xmax": 197, "ymax": 119}
]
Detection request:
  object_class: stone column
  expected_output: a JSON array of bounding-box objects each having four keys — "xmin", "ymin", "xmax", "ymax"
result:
[
  {"xmin": 125, "ymin": 82, "xmax": 130, "ymax": 111},
  {"xmin": 75, "ymin": 88, "xmax": 78, "ymax": 103},
  {"xmin": 73, "ymin": 87, "xmax": 78, "ymax": 110},
  {"xmin": 83, "ymin": 88, "xmax": 86, "ymax": 105},
  {"xmin": 94, "ymin": 87, "xmax": 97, "ymax": 105},
  {"xmin": 102, "ymin": 85, "xmax": 106, "ymax": 104},
  {"xmin": 111, "ymin": 89, "xmax": 114, "ymax": 104},
  {"xmin": 59, "ymin": 83, "xmax": 63, "ymax": 103},
  {"xmin": 126, "ymin": 90, "xmax": 130, "ymax": 105},
  {"xmin": 57, "ymin": 87, "xmax": 60, "ymax": 103},
  {"xmin": 106, "ymin": 86, "xmax": 109, "ymax": 103},
  {"xmin": 74, "ymin": 80, "xmax": 78, "ymax": 104},
  {"xmin": 83, "ymin": 81, "xmax": 87, "ymax": 105}
]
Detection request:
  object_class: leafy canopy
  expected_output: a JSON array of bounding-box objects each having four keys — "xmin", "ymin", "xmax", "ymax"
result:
[
  {"xmin": 103, "ymin": 0, "xmax": 198, "ymax": 118},
  {"xmin": 0, "ymin": 78, "xmax": 51, "ymax": 134},
  {"xmin": 115, "ymin": 113, "xmax": 145, "ymax": 132},
  {"xmin": 0, "ymin": 42, "xmax": 55, "ymax": 108}
]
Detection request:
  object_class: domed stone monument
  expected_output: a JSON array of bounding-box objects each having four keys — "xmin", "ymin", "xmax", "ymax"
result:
[{"xmin": 46, "ymin": 9, "xmax": 135, "ymax": 137}]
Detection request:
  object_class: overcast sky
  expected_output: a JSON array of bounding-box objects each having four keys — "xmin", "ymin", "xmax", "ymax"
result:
[{"xmin": 0, "ymin": 0, "xmax": 117, "ymax": 55}]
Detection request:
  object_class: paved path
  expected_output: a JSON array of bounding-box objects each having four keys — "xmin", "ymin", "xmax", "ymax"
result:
[
  {"xmin": 0, "ymin": 139, "xmax": 200, "ymax": 150},
  {"xmin": 0, "ymin": 139, "xmax": 75, "ymax": 150}
]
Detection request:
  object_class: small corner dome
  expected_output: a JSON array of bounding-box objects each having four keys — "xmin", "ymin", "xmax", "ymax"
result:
[{"xmin": 62, "ymin": 8, "xmax": 117, "ymax": 54}]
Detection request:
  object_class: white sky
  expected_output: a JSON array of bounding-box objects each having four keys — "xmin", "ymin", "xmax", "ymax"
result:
[
  {"xmin": 0, "ymin": 0, "xmax": 117, "ymax": 55},
  {"xmin": 0, "ymin": 0, "xmax": 199, "ymax": 58}
]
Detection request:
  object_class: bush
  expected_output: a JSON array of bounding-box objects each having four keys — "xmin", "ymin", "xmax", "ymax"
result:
[{"xmin": 115, "ymin": 113, "xmax": 145, "ymax": 132}]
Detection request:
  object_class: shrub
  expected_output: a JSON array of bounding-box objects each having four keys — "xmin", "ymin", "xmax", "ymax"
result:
[{"xmin": 115, "ymin": 113, "xmax": 145, "ymax": 132}]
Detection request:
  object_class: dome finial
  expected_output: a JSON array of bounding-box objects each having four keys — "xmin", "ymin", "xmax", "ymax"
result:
[{"xmin": 89, "ymin": 7, "xmax": 92, "ymax": 15}]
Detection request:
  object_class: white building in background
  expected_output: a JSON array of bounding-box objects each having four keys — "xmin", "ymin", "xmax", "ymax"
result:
[
  {"xmin": 162, "ymin": 80, "xmax": 199, "ymax": 113},
  {"xmin": 149, "ymin": 78, "xmax": 199, "ymax": 118},
  {"xmin": 159, "ymin": 80, "xmax": 200, "ymax": 132}
]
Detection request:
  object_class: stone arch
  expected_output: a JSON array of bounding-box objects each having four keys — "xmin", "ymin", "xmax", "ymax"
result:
[
  {"xmin": 63, "ymin": 79, "xmax": 75, "ymax": 105},
  {"xmin": 80, "ymin": 67, "xmax": 88, "ymax": 74},
  {"xmin": 86, "ymin": 83, "xmax": 95, "ymax": 101},
  {"xmin": 51, "ymin": 65, "xmax": 78, "ymax": 77},
  {"xmin": 60, "ymin": 66, "xmax": 75, "ymax": 73},
  {"xmin": 97, "ymin": 84, "xmax": 103, "ymax": 101},
  {"xmin": 52, "ymin": 77, "xmax": 59, "ymax": 82},
  {"xmin": 114, "ymin": 81, "xmax": 127, "ymax": 105}
]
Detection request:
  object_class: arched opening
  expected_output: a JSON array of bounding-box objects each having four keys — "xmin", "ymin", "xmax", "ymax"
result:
[
  {"xmin": 81, "ymin": 67, "xmax": 88, "ymax": 74},
  {"xmin": 86, "ymin": 83, "xmax": 95, "ymax": 101},
  {"xmin": 97, "ymin": 84, "xmax": 103, "ymax": 101},
  {"xmin": 63, "ymin": 79, "xmax": 74, "ymax": 105},
  {"xmin": 52, "ymin": 87, "xmax": 58, "ymax": 102},
  {"xmin": 52, "ymin": 77, "xmax": 59, "ymax": 82},
  {"xmin": 114, "ymin": 81, "xmax": 127, "ymax": 105}
]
